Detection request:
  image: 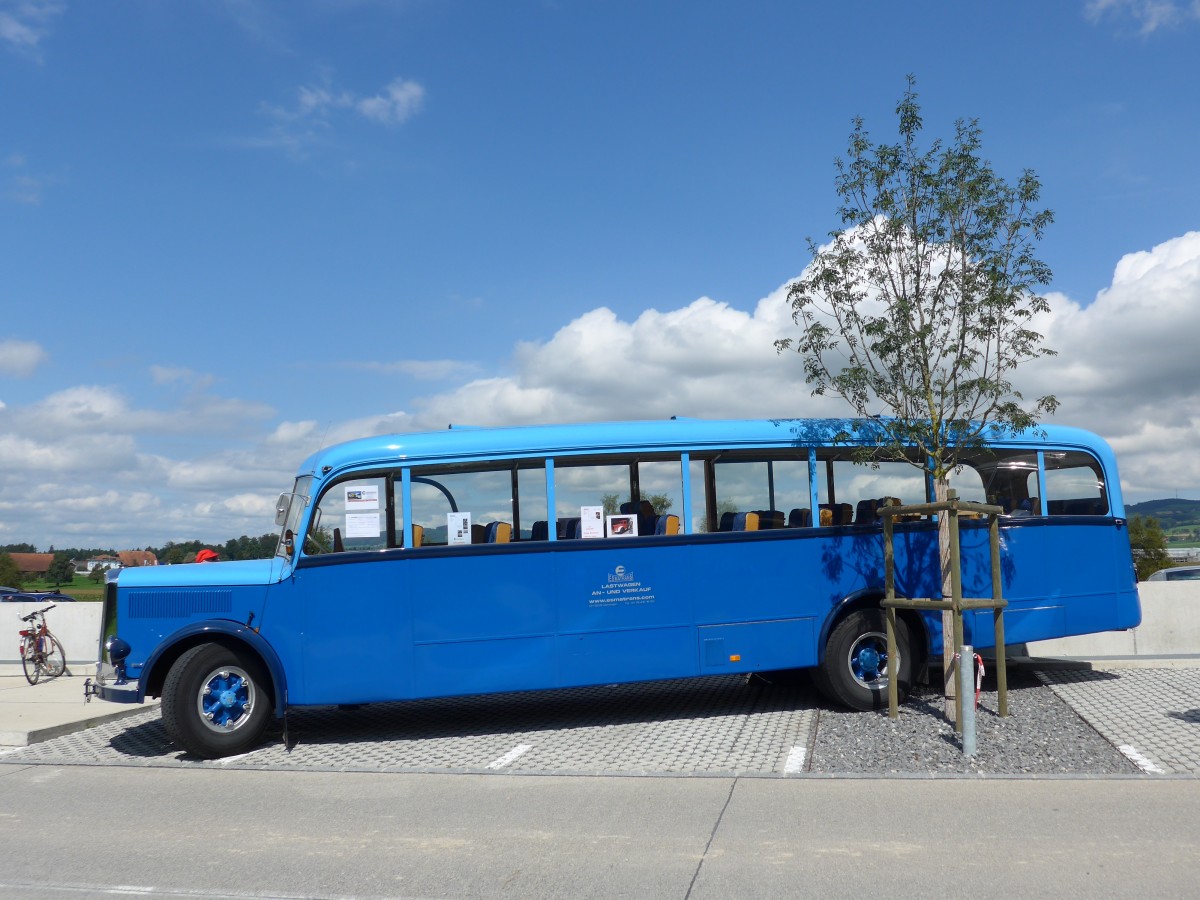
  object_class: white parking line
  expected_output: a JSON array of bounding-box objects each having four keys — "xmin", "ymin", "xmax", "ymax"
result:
[
  {"xmin": 487, "ymin": 743, "xmax": 532, "ymax": 769},
  {"xmin": 1118, "ymin": 744, "xmax": 1166, "ymax": 774},
  {"xmin": 783, "ymin": 745, "xmax": 807, "ymax": 774}
]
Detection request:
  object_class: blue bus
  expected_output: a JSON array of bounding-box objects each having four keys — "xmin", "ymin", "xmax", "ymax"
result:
[{"xmin": 90, "ymin": 418, "xmax": 1140, "ymax": 758}]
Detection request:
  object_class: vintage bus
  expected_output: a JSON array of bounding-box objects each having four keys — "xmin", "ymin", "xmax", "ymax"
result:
[{"xmin": 89, "ymin": 418, "xmax": 1140, "ymax": 758}]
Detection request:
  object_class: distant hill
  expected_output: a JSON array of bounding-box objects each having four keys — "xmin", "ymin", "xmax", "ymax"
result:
[{"xmin": 1125, "ymin": 499, "xmax": 1200, "ymax": 530}]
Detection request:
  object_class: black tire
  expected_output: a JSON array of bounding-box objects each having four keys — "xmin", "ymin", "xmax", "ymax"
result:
[
  {"xmin": 161, "ymin": 643, "xmax": 272, "ymax": 759},
  {"xmin": 21, "ymin": 636, "xmax": 39, "ymax": 685},
  {"xmin": 43, "ymin": 635, "xmax": 66, "ymax": 678},
  {"xmin": 815, "ymin": 609, "xmax": 912, "ymax": 711}
]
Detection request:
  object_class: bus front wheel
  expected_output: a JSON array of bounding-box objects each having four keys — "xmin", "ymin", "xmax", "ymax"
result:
[
  {"xmin": 816, "ymin": 609, "xmax": 911, "ymax": 711},
  {"xmin": 161, "ymin": 643, "xmax": 272, "ymax": 759}
]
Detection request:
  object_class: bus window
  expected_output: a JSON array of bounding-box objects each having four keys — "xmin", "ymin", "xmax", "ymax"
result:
[
  {"xmin": 515, "ymin": 463, "xmax": 548, "ymax": 540},
  {"xmin": 1045, "ymin": 451, "xmax": 1108, "ymax": 516},
  {"xmin": 815, "ymin": 453, "xmax": 926, "ymax": 525},
  {"xmin": 409, "ymin": 464, "xmax": 530, "ymax": 546},
  {"xmin": 307, "ymin": 475, "xmax": 389, "ymax": 554},
  {"xmin": 958, "ymin": 450, "xmax": 1039, "ymax": 515},
  {"xmin": 711, "ymin": 454, "xmax": 809, "ymax": 530},
  {"xmin": 553, "ymin": 456, "xmax": 685, "ymax": 537}
]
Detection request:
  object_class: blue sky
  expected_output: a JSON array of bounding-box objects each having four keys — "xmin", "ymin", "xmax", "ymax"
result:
[{"xmin": 2, "ymin": 0, "xmax": 1200, "ymax": 550}]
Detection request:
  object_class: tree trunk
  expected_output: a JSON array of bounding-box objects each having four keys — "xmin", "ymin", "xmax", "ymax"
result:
[{"xmin": 935, "ymin": 476, "xmax": 957, "ymax": 722}]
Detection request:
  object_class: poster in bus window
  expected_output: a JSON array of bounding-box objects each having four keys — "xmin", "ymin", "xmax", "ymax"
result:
[
  {"xmin": 448, "ymin": 512, "xmax": 472, "ymax": 545},
  {"xmin": 345, "ymin": 512, "xmax": 380, "ymax": 538},
  {"xmin": 345, "ymin": 485, "xmax": 379, "ymax": 510},
  {"xmin": 606, "ymin": 514, "xmax": 638, "ymax": 537},
  {"xmin": 580, "ymin": 505, "xmax": 604, "ymax": 539}
]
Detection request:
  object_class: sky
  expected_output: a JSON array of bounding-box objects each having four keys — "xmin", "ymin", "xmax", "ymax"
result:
[{"xmin": 2, "ymin": 0, "xmax": 1200, "ymax": 551}]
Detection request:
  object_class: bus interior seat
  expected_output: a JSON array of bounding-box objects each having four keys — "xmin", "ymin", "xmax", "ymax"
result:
[
  {"xmin": 732, "ymin": 511, "xmax": 760, "ymax": 531},
  {"xmin": 755, "ymin": 510, "xmax": 785, "ymax": 529},
  {"xmin": 788, "ymin": 507, "xmax": 812, "ymax": 528},
  {"xmin": 654, "ymin": 514, "xmax": 680, "ymax": 535},
  {"xmin": 820, "ymin": 503, "xmax": 853, "ymax": 526},
  {"xmin": 333, "ymin": 527, "xmax": 344, "ymax": 553},
  {"xmin": 485, "ymin": 521, "xmax": 512, "ymax": 543},
  {"xmin": 557, "ymin": 517, "xmax": 582, "ymax": 540},
  {"xmin": 718, "ymin": 511, "xmax": 737, "ymax": 532},
  {"xmin": 530, "ymin": 520, "xmax": 548, "ymax": 541},
  {"xmin": 402, "ymin": 524, "xmax": 423, "ymax": 548},
  {"xmin": 471, "ymin": 523, "xmax": 487, "ymax": 544},
  {"xmin": 854, "ymin": 498, "xmax": 880, "ymax": 524},
  {"xmin": 621, "ymin": 500, "xmax": 658, "ymax": 536}
]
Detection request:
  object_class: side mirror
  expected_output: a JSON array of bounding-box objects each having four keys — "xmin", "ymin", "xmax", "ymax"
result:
[{"xmin": 275, "ymin": 493, "xmax": 292, "ymax": 526}]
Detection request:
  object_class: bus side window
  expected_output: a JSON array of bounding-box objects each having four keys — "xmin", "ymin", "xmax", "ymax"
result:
[
  {"xmin": 408, "ymin": 464, "xmax": 541, "ymax": 547},
  {"xmin": 309, "ymin": 476, "xmax": 389, "ymax": 553},
  {"xmin": 1044, "ymin": 452, "xmax": 1109, "ymax": 516}
]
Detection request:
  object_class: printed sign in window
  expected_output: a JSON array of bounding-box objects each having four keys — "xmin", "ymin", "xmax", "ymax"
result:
[
  {"xmin": 448, "ymin": 512, "xmax": 472, "ymax": 545},
  {"xmin": 345, "ymin": 512, "xmax": 381, "ymax": 538},
  {"xmin": 345, "ymin": 485, "xmax": 380, "ymax": 511},
  {"xmin": 580, "ymin": 506, "xmax": 604, "ymax": 539},
  {"xmin": 607, "ymin": 514, "xmax": 638, "ymax": 537}
]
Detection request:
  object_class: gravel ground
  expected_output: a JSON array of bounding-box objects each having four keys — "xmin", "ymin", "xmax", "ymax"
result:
[{"xmin": 808, "ymin": 668, "xmax": 1140, "ymax": 776}]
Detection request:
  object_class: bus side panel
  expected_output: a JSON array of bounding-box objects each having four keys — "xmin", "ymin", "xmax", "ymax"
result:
[
  {"xmin": 554, "ymin": 541, "xmax": 699, "ymax": 685},
  {"xmin": 284, "ymin": 556, "xmax": 412, "ymax": 705},
  {"xmin": 697, "ymin": 618, "xmax": 816, "ymax": 673},
  {"xmin": 408, "ymin": 550, "xmax": 557, "ymax": 698},
  {"xmin": 960, "ymin": 519, "xmax": 1140, "ymax": 648},
  {"xmin": 557, "ymin": 627, "xmax": 697, "ymax": 685}
]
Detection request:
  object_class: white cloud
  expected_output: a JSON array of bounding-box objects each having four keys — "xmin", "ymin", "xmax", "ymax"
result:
[
  {"xmin": 8, "ymin": 230, "xmax": 1200, "ymax": 549},
  {"xmin": 1021, "ymin": 231, "xmax": 1200, "ymax": 500},
  {"xmin": 0, "ymin": 338, "xmax": 47, "ymax": 376},
  {"xmin": 356, "ymin": 78, "xmax": 425, "ymax": 125},
  {"xmin": 1085, "ymin": 0, "xmax": 1200, "ymax": 33},
  {"xmin": 0, "ymin": 0, "xmax": 64, "ymax": 55},
  {"xmin": 256, "ymin": 73, "xmax": 425, "ymax": 157}
]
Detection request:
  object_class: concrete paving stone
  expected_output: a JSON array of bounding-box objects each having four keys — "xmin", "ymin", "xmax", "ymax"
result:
[
  {"xmin": 1, "ymin": 673, "xmax": 820, "ymax": 776},
  {"xmin": 1038, "ymin": 667, "xmax": 1200, "ymax": 776}
]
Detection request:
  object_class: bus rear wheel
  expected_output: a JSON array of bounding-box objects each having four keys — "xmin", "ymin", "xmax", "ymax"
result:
[
  {"xmin": 816, "ymin": 609, "xmax": 911, "ymax": 711},
  {"xmin": 162, "ymin": 643, "xmax": 271, "ymax": 759}
]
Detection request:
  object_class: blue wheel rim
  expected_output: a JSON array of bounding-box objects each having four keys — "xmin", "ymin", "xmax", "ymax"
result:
[
  {"xmin": 847, "ymin": 631, "xmax": 892, "ymax": 689},
  {"xmin": 196, "ymin": 666, "xmax": 256, "ymax": 734}
]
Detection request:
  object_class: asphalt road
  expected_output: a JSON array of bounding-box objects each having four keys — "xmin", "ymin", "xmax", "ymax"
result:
[{"xmin": 0, "ymin": 765, "xmax": 1197, "ymax": 899}]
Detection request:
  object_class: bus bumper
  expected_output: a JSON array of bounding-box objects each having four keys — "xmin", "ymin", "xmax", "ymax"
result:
[{"xmin": 83, "ymin": 675, "xmax": 141, "ymax": 704}]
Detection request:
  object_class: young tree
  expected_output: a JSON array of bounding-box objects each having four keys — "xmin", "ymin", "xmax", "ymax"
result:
[
  {"xmin": 777, "ymin": 78, "xmax": 1058, "ymax": 714},
  {"xmin": 0, "ymin": 552, "xmax": 23, "ymax": 590},
  {"xmin": 1128, "ymin": 515, "xmax": 1171, "ymax": 581},
  {"xmin": 47, "ymin": 556, "xmax": 76, "ymax": 588}
]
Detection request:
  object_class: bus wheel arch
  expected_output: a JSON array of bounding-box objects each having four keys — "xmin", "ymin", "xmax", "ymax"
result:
[
  {"xmin": 144, "ymin": 627, "xmax": 286, "ymax": 719},
  {"xmin": 816, "ymin": 600, "xmax": 926, "ymax": 711},
  {"xmin": 160, "ymin": 641, "xmax": 273, "ymax": 758}
]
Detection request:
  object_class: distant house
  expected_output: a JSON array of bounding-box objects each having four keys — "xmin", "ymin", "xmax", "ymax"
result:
[
  {"xmin": 9, "ymin": 552, "xmax": 54, "ymax": 578},
  {"xmin": 75, "ymin": 554, "xmax": 122, "ymax": 575},
  {"xmin": 118, "ymin": 550, "xmax": 158, "ymax": 567}
]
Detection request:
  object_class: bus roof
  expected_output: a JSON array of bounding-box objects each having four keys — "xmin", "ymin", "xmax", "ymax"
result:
[{"xmin": 297, "ymin": 418, "xmax": 1119, "ymax": 484}]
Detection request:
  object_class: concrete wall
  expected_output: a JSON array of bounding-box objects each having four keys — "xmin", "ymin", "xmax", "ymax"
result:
[
  {"xmin": 4, "ymin": 602, "xmax": 103, "ymax": 665},
  {"xmin": 3, "ymin": 581, "xmax": 1198, "ymax": 666},
  {"xmin": 1022, "ymin": 582, "xmax": 1200, "ymax": 658}
]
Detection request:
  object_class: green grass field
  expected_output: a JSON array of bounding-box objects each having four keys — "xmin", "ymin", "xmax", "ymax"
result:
[{"xmin": 18, "ymin": 574, "xmax": 104, "ymax": 602}]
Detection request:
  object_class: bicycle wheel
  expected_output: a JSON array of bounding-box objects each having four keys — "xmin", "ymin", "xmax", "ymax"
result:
[
  {"xmin": 21, "ymin": 635, "xmax": 40, "ymax": 685},
  {"xmin": 43, "ymin": 634, "xmax": 66, "ymax": 678}
]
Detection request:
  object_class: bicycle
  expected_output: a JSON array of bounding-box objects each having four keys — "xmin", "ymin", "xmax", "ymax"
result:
[{"xmin": 18, "ymin": 604, "xmax": 66, "ymax": 685}]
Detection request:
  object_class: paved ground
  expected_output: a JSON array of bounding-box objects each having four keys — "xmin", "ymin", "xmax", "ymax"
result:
[
  {"xmin": 1037, "ymin": 666, "xmax": 1200, "ymax": 775},
  {"xmin": 3, "ymin": 661, "xmax": 1199, "ymax": 777}
]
